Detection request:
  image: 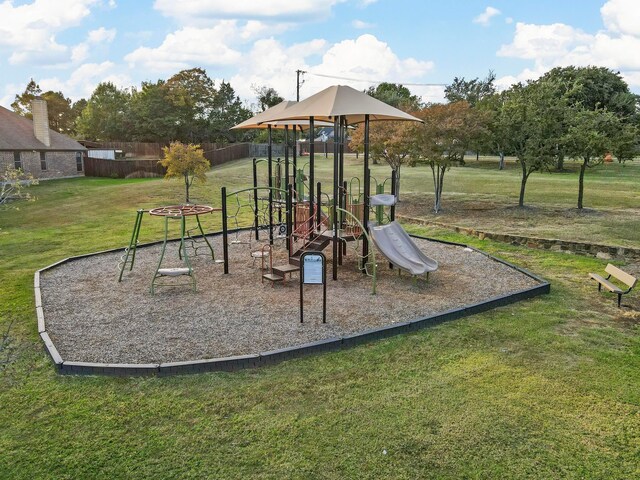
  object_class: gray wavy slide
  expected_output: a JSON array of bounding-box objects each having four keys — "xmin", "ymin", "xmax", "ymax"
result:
[{"xmin": 368, "ymin": 221, "xmax": 438, "ymax": 275}]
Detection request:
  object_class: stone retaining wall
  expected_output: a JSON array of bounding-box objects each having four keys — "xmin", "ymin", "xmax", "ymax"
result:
[{"xmin": 398, "ymin": 215, "xmax": 640, "ymax": 262}]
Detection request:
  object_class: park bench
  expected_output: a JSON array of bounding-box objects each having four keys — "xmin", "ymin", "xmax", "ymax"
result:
[{"xmin": 589, "ymin": 264, "xmax": 637, "ymax": 308}]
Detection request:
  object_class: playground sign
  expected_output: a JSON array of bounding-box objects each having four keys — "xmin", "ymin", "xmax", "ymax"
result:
[{"xmin": 299, "ymin": 252, "xmax": 327, "ymax": 323}]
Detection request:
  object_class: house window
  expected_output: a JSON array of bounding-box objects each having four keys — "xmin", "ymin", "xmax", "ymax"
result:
[
  {"xmin": 40, "ymin": 152, "xmax": 47, "ymax": 170},
  {"xmin": 13, "ymin": 151, "xmax": 22, "ymax": 170},
  {"xmin": 76, "ymin": 152, "xmax": 83, "ymax": 172}
]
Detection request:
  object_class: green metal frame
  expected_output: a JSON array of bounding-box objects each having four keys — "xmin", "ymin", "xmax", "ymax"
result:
[{"xmin": 151, "ymin": 215, "xmax": 195, "ymax": 295}]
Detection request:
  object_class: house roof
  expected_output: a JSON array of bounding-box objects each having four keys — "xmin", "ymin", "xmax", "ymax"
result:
[{"xmin": 0, "ymin": 105, "xmax": 85, "ymax": 151}]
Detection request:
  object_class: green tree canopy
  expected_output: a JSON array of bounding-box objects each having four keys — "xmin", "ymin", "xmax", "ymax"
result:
[
  {"xmin": 159, "ymin": 142, "xmax": 210, "ymax": 204},
  {"xmin": 76, "ymin": 82, "xmax": 132, "ymax": 141},
  {"xmin": 252, "ymin": 85, "xmax": 284, "ymax": 112},
  {"xmin": 410, "ymin": 101, "xmax": 490, "ymax": 212},
  {"xmin": 366, "ymin": 82, "xmax": 421, "ymax": 110},
  {"xmin": 497, "ymin": 81, "xmax": 563, "ymax": 207},
  {"xmin": 444, "ymin": 71, "xmax": 496, "ymax": 106}
]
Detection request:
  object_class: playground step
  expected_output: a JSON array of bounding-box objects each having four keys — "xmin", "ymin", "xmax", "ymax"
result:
[
  {"xmin": 262, "ymin": 273, "xmax": 284, "ymax": 283},
  {"xmin": 289, "ymin": 255, "xmax": 301, "ymax": 266},
  {"xmin": 272, "ymin": 263, "xmax": 300, "ymax": 278}
]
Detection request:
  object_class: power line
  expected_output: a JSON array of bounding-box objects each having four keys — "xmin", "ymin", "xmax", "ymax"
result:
[{"xmin": 306, "ymin": 71, "xmax": 447, "ymax": 87}]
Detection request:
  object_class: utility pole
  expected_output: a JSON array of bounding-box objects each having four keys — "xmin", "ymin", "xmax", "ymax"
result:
[{"xmin": 296, "ymin": 69, "xmax": 306, "ymax": 101}]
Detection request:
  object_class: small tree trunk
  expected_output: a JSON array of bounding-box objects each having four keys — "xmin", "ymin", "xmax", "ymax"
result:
[
  {"xmin": 395, "ymin": 166, "xmax": 401, "ymax": 202},
  {"xmin": 498, "ymin": 152, "xmax": 505, "ymax": 170},
  {"xmin": 556, "ymin": 154, "xmax": 565, "ymax": 171},
  {"xmin": 518, "ymin": 162, "xmax": 528, "ymax": 207},
  {"xmin": 577, "ymin": 158, "xmax": 588, "ymax": 209},
  {"xmin": 432, "ymin": 164, "xmax": 446, "ymax": 214},
  {"xmin": 430, "ymin": 163, "xmax": 439, "ymax": 213},
  {"xmin": 184, "ymin": 172, "xmax": 190, "ymax": 204}
]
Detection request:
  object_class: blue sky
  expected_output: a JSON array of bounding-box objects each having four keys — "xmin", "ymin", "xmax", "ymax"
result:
[{"xmin": 1, "ymin": 0, "xmax": 639, "ymax": 109}]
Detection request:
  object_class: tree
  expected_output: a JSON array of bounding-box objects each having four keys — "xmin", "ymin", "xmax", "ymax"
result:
[
  {"xmin": 611, "ymin": 122, "xmax": 639, "ymax": 165},
  {"xmin": 11, "ymin": 80, "xmax": 79, "ymax": 134},
  {"xmin": 444, "ymin": 71, "xmax": 496, "ymax": 106},
  {"xmin": 0, "ymin": 167, "xmax": 38, "ymax": 208},
  {"xmin": 129, "ymin": 80, "xmax": 180, "ymax": 141},
  {"xmin": 477, "ymin": 92, "xmax": 507, "ymax": 169},
  {"xmin": 76, "ymin": 82, "xmax": 132, "ymax": 140},
  {"xmin": 563, "ymin": 108, "xmax": 620, "ymax": 209},
  {"xmin": 445, "ymin": 71, "xmax": 496, "ymax": 162},
  {"xmin": 159, "ymin": 142, "xmax": 210, "ymax": 203},
  {"xmin": 348, "ymin": 120, "xmax": 413, "ymax": 198},
  {"xmin": 210, "ymin": 81, "xmax": 253, "ymax": 143},
  {"xmin": 499, "ymin": 81, "xmax": 561, "ymax": 207},
  {"xmin": 351, "ymin": 84, "xmax": 420, "ymax": 167},
  {"xmin": 164, "ymin": 68, "xmax": 216, "ymax": 142},
  {"xmin": 11, "ymin": 79, "xmax": 41, "ymax": 118},
  {"xmin": 410, "ymin": 102, "xmax": 489, "ymax": 213},
  {"xmin": 252, "ymin": 85, "xmax": 284, "ymax": 111},
  {"xmin": 366, "ymin": 82, "xmax": 421, "ymax": 110},
  {"xmin": 40, "ymin": 91, "xmax": 73, "ymax": 134},
  {"xmin": 537, "ymin": 66, "xmax": 637, "ymax": 170}
]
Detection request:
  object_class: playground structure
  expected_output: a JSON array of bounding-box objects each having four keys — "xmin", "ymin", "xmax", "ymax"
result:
[
  {"xmin": 118, "ymin": 204, "xmax": 222, "ymax": 293},
  {"xmin": 118, "ymin": 88, "xmax": 439, "ymax": 295}
]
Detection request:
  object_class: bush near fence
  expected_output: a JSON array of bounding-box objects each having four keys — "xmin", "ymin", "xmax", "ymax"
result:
[{"xmin": 85, "ymin": 143, "xmax": 250, "ymax": 178}]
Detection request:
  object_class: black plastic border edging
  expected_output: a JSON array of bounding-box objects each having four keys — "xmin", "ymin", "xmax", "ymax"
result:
[{"xmin": 35, "ymin": 229, "xmax": 550, "ymax": 377}]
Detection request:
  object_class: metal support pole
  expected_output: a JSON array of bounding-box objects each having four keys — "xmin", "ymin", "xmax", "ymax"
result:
[
  {"xmin": 221, "ymin": 187, "xmax": 229, "ymax": 274},
  {"xmin": 285, "ymin": 126, "xmax": 290, "ymax": 194},
  {"xmin": 268, "ymin": 125, "xmax": 274, "ymax": 245},
  {"xmin": 316, "ymin": 182, "xmax": 321, "ymax": 229},
  {"xmin": 390, "ymin": 168, "xmax": 397, "ymax": 222},
  {"xmin": 332, "ymin": 116, "xmax": 339, "ymax": 281},
  {"xmin": 362, "ymin": 114, "xmax": 370, "ymax": 272},
  {"xmin": 287, "ymin": 183, "xmax": 293, "ymax": 257},
  {"xmin": 309, "ymin": 116, "xmax": 315, "ymax": 221},
  {"xmin": 293, "ymin": 126, "xmax": 298, "ymax": 181},
  {"xmin": 252, "ymin": 158, "xmax": 259, "ymax": 240}
]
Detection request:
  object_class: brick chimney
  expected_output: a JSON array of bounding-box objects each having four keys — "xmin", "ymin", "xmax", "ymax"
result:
[{"xmin": 31, "ymin": 97, "xmax": 50, "ymax": 147}]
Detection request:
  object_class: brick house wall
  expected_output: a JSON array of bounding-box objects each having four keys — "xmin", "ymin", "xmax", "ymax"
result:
[{"xmin": 0, "ymin": 151, "xmax": 84, "ymax": 179}]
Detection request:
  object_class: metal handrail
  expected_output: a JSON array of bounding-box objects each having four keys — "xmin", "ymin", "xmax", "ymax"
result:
[{"xmin": 334, "ymin": 206, "xmax": 377, "ymax": 294}]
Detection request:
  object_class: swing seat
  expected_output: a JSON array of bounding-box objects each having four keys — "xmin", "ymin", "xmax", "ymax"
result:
[{"xmin": 157, "ymin": 267, "xmax": 191, "ymax": 277}]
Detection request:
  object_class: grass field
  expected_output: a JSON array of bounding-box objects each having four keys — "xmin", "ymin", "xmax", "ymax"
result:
[{"xmin": 1, "ymin": 156, "xmax": 639, "ymax": 479}]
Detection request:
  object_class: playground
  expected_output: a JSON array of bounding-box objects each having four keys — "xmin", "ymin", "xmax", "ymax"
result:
[
  {"xmin": 34, "ymin": 88, "xmax": 552, "ymax": 371},
  {"xmin": 39, "ymin": 230, "xmax": 542, "ymax": 365}
]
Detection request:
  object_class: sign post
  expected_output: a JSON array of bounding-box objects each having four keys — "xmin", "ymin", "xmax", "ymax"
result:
[{"xmin": 299, "ymin": 252, "xmax": 326, "ymax": 323}]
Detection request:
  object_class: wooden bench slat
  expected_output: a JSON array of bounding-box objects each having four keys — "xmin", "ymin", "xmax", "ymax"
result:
[
  {"xmin": 604, "ymin": 264, "xmax": 637, "ymax": 289},
  {"xmin": 589, "ymin": 273, "xmax": 623, "ymax": 293}
]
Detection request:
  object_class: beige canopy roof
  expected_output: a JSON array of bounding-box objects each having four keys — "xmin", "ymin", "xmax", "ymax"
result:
[
  {"xmin": 231, "ymin": 100, "xmax": 333, "ymax": 130},
  {"xmin": 257, "ymin": 85, "xmax": 422, "ymax": 125}
]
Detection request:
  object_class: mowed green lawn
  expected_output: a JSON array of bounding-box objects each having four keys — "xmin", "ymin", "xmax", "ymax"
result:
[{"xmin": 0, "ymin": 157, "xmax": 639, "ymax": 479}]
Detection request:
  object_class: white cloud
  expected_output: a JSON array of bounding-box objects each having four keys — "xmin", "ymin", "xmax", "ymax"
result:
[
  {"xmin": 0, "ymin": 0, "xmax": 100, "ymax": 65},
  {"xmin": 601, "ymin": 0, "xmax": 640, "ymax": 36},
  {"xmin": 153, "ymin": 0, "xmax": 344, "ymax": 24},
  {"xmin": 357, "ymin": 0, "xmax": 378, "ymax": 6},
  {"xmin": 229, "ymin": 34, "xmax": 435, "ymax": 106},
  {"xmin": 352, "ymin": 19, "xmax": 375, "ymax": 29},
  {"xmin": 473, "ymin": 6, "xmax": 501, "ymax": 26},
  {"xmin": 497, "ymin": 22, "xmax": 591, "ymax": 60},
  {"xmin": 87, "ymin": 27, "xmax": 116, "ymax": 43},
  {"xmin": 124, "ymin": 23, "xmax": 243, "ymax": 72},
  {"xmin": 496, "ymin": 4, "xmax": 640, "ymax": 91},
  {"xmin": 40, "ymin": 61, "xmax": 132, "ymax": 101}
]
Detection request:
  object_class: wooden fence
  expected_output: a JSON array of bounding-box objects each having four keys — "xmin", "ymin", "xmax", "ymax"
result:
[
  {"xmin": 84, "ymin": 143, "xmax": 251, "ymax": 178},
  {"xmin": 84, "ymin": 157, "xmax": 167, "ymax": 178},
  {"xmin": 88, "ymin": 141, "xmax": 230, "ymax": 158}
]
